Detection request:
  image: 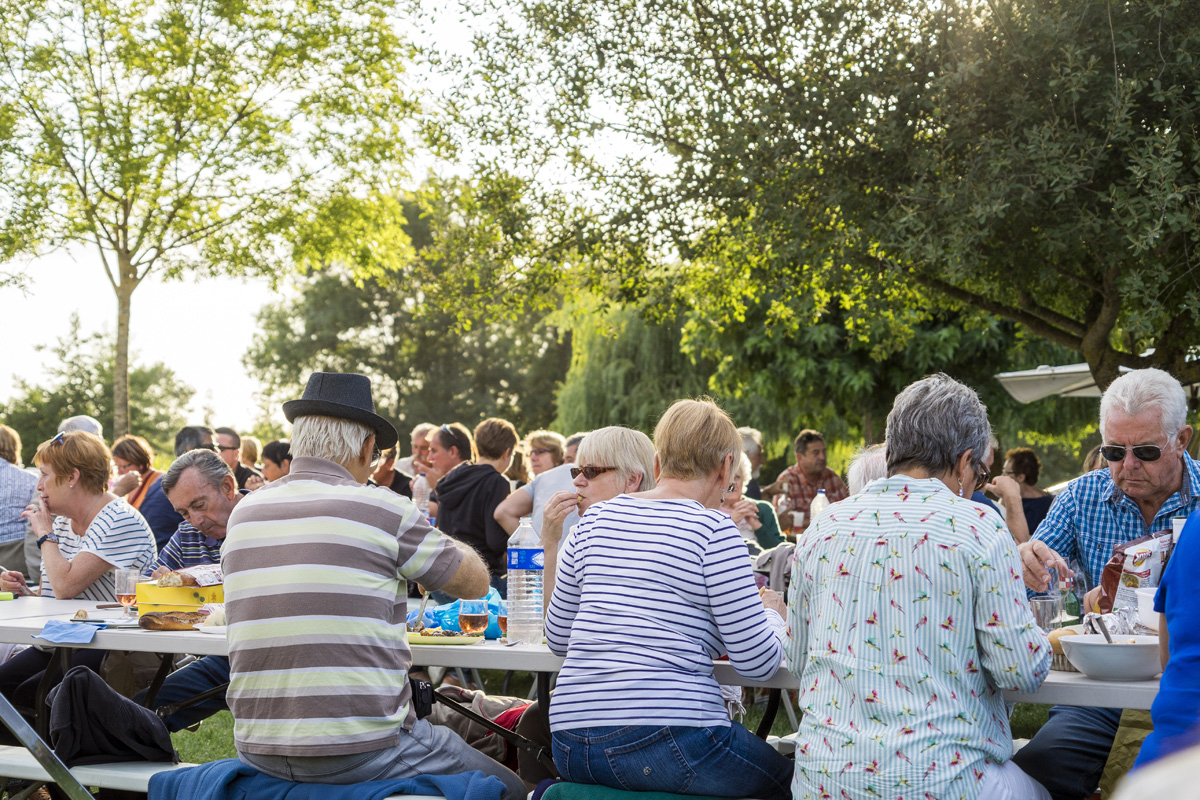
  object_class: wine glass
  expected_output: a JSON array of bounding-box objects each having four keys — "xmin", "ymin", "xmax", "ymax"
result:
[
  {"xmin": 497, "ymin": 600, "xmax": 508, "ymax": 639},
  {"xmin": 458, "ymin": 598, "xmax": 489, "ymax": 636},
  {"xmin": 115, "ymin": 569, "xmax": 140, "ymax": 620}
]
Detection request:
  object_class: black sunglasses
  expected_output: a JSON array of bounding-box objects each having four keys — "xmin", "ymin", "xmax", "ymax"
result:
[
  {"xmin": 194, "ymin": 443, "xmax": 219, "ymax": 453},
  {"xmin": 973, "ymin": 461, "xmax": 991, "ymax": 493},
  {"xmin": 571, "ymin": 466, "xmax": 617, "ymax": 480},
  {"xmin": 1100, "ymin": 444, "xmax": 1164, "ymax": 463}
]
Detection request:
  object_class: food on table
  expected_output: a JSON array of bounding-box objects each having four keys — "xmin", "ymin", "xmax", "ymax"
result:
[
  {"xmin": 157, "ymin": 564, "xmax": 223, "ymax": 588},
  {"xmin": 138, "ymin": 611, "xmax": 207, "ymax": 631},
  {"xmin": 1097, "ymin": 531, "xmax": 1171, "ymax": 613},
  {"xmin": 412, "ymin": 627, "xmax": 465, "ymax": 637},
  {"xmin": 1048, "ymin": 627, "xmax": 1079, "ymax": 655},
  {"xmin": 200, "ymin": 603, "xmax": 226, "ymax": 627},
  {"xmin": 72, "ymin": 609, "xmax": 88, "ymax": 620}
]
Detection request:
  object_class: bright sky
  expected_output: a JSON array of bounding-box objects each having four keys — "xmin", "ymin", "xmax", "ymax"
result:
[{"xmin": 0, "ymin": 244, "xmax": 282, "ymax": 432}]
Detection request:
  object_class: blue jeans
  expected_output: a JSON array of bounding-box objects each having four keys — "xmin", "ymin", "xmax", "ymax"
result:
[
  {"xmin": 133, "ymin": 655, "xmax": 231, "ymax": 732},
  {"xmin": 239, "ymin": 718, "xmax": 527, "ymax": 800},
  {"xmin": 1011, "ymin": 705, "xmax": 1122, "ymax": 800},
  {"xmin": 551, "ymin": 724, "xmax": 792, "ymax": 800}
]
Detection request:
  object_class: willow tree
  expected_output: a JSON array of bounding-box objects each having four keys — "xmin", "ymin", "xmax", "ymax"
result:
[{"xmin": 0, "ymin": 0, "xmax": 415, "ymax": 435}]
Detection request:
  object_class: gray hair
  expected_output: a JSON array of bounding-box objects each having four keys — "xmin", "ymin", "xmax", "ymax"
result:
[
  {"xmin": 58, "ymin": 415, "xmax": 103, "ymax": 438},
  {"xmin": 733, "ymin": 452, "xmax": 752, "ymax": 485},
  {"xmin": 292, "ymin": 415, "xmax": 373, "ymax": 466},
  {"xmin": 174, "ymin": 425, "xmax": 215, "ymax": 458},
  {"xmin": 410, "ymin": 422, "xmax": 436, "ymax": 440},
  {"xmin": 737, "ymin": 426, "xmax": 762, "ymax": 457},
  {"xmin": 1100, "ymin": 368, "xmax": 1187, "ymax": 441},
  {"xmin": 847, "ymin": 443, "xmax": 888, "ymax": 495},
  {"xmin": 885, "ymin": 374, "xmax": 991, "ymax": 478},
  {"xmin": 565, "ymin": 432, "xmax": 588, "ymax": 450},
  {"xmin": 575, "ymin": 425, "xmax": 656, "ymax": 491},
  {"xmin": 162, "ymin": 449, "xmax": 233, "ymax": 495}
]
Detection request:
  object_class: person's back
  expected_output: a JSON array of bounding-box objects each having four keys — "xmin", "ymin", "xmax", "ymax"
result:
[
  {"xmin": 434, "ymin": 463, "xmax": 512, "ymax": 581},
  {"xmin": 0, "ymin": 429, "xmax": 37, "ymax": 576}
]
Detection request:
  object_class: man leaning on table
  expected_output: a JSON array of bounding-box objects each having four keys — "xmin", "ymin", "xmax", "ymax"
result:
[
  {"xmin": 220, "ymin": 372, "xmax": 526, "ymax": 799},
  {"xmin": 1014, "ymin": 368, "xmax": 1200, "ymax": 800},
  {"xmin": 130, "ymin": 448, "xmax": 245, "ymax": 730}
]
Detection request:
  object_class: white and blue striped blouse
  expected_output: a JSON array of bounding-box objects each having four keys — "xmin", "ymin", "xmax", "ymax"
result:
[{"xmin": 546, "ymin": 495, "xmax": 784, "ymax": 731}]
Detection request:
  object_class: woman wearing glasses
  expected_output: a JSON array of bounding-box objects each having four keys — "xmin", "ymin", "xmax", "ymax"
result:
[
  {"xmin": 524, "ymin": 430, "xmax": 566, "ymax": 477},
  {"xmin": 545, "ymin": 400, "xmax": 792, "ymax": 800},
  {"xmin": 110, "ymin": 434, "xmax": 162, "ymax": 510},
  {"xmin": 785, "ymin": 374, "xmax": 1052, "ymax": 800},
  {"xmin": 0, "ymin": 431, "xmax": 156, "ymax": 722}
]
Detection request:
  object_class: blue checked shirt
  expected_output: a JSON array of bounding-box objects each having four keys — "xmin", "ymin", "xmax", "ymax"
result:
[{"xmin": 1033, "ymin": 453, "xmax": 1200, "ymax": 587}]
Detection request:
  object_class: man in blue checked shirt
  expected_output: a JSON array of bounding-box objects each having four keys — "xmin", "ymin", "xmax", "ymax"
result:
[{"xmin": 1013, "ymin": 368, "xmax": 1199, "ymax": 800}]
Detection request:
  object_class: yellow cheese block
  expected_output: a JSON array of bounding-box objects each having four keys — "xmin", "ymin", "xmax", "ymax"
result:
[{"xmin": 136, "ymin": 582, "xmax": 224, "ymax": 615}]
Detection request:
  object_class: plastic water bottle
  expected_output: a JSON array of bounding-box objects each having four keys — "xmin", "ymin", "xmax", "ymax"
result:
[
  {"xmin": 809, "ymin": 489, "xmax": 830, "ymax": 522},
  {"xmin": 507, "ymin": 516, "xmax": 544, "ymax": 645},
  {"xmin": 412, "ymin": 473, "xmax": 430, "ymax": 516}
]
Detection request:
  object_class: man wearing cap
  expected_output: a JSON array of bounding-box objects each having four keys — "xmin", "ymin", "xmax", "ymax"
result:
[{"xmin": 222, "ymin": 372, "xmax": 524, "ymax": 797}]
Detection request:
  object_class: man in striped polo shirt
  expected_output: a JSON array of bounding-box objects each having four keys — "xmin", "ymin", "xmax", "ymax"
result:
[{"xmin": 222, "ymin": 373, "xmax": 524, "ymax": 798}]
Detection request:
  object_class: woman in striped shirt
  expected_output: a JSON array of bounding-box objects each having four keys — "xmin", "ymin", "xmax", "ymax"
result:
[{"xmin": 546, "ymin": 399, "xmax": 792, "ymax": 800}]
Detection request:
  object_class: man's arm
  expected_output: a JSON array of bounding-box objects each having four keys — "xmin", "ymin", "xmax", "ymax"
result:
[
  {"xmin": 494, "ymin": 487, "xmax": 534, "ymax": 535},
  {"xmin": 438, "ymin": 542, "xmax": 490, "ymax": 600},
  {"xmin": 1017, "ymin": 486, "xmax": 1076, "ymax": 592}
]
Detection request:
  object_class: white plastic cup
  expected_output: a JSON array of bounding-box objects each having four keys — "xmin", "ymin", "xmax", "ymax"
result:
[{"xmin": 1172, "ymin": 517, "xmax": 1186, "ymax": 544}]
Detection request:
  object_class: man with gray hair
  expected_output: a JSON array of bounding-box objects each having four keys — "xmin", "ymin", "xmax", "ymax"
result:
[
  {"xmin": 222, "ymin": 372, "xmax": 524, "ymax": 797},
  {"xmin": 396, "ymin": 421, "xmax": 436, "ymax": 476},
  {"xmin": 131, "ymin": 449, "xmax": 245, "ymax": 730},
  {"xmin": 1013, "ymin": 367, "xmax": 1200, "ymax": 800},
  {"xmin": 737, "ymin": 426, "xmax": 765, "ymax": 499},
  {"xmin": 57, "ymin": 415, "xmax": 104, "ymax": 439}
]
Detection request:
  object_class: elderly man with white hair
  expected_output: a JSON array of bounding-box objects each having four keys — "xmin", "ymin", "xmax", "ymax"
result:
[{"xmin": 1014, "ymin": 367, "xmax": 1200, "ymax": 800}]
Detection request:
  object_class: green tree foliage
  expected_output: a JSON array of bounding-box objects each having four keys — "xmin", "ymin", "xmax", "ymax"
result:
[
  {"xmin": 246, "ymin": 194, "xmax": 572, "ymax": 436},
  {"xmin": 550, "ymin": 295, "xmax": 713, "ymax": 434},
  {"xmin": 455, "ymin": 0, "xmax": 1200, "ymax": 390},
  {"xmin": 0, "ymin": 0, "xmax": 417, "ymax": 437},
  {"xmin": 0, "ymin": 316, "xmax": 194, "ymax": 464}
]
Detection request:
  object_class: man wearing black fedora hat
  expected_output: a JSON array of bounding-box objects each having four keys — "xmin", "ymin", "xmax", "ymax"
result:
[{"xmin": 220, "ymin": 372, "xmax": 525, "ymax": 797}]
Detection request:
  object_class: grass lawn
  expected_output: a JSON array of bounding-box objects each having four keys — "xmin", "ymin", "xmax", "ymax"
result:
[{"xmin": 168, "ymin": 673, "xmax": 1053, "ymax": 763}]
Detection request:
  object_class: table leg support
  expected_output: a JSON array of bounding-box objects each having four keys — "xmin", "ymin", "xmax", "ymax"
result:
[
  {"xmin": 755, "ymin": 689, "xmax": 781, "ymax": 739},
  {"xmin": 0, "ymin": 692, "xmax": 93, "ymax": 800}
]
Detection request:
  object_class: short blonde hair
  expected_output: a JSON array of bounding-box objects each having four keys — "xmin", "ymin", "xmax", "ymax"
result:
[
  {"xmin": 654, "ymin": 398, "xmax": 741, "ymax": 482},
  {"xmin": 575, "ymin": 426, "xmax": 657, "ymax": 491},
  {"xmin": 34, "ymin": 431, "xmax": 112, "ymax": 494},
  {"xmin": 291, "ymin": 415, "xmax": 374, "ymax": 467},
  {"xmin": 240, "ymin": 435, "xmax": 262, "ymax": 466},
  {"xmin": 525, "ymin": 430, "xmax": 566, "ymax": 465},
  {"xmin": 0, "ymin": 425, "xmax": 20, "ymax": 465}
]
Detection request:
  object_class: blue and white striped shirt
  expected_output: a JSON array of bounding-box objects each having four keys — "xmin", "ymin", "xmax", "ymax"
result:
[
  {"xmin": 1034, "ymin": 454, "xmax": 1200, "ymax": 587},
  {"xmin": 43, "ymin": 500, "xmax": 156, "ymax": 601},
  {"xmin": 0, "ymin": 462, "xmax": 37, "ymax": 546},
  {"xmin": 546, "ymin": 495, "xmax": 785, "ymax": 731}
]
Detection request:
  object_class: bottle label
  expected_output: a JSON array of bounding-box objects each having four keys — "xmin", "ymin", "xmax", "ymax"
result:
[{"xmin": 508, "ymin": 548, "xmax": 545, "ymax": 570}]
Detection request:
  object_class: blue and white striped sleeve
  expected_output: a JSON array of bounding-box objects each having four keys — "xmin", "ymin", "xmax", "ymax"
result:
[
  {"xmin": 546, "ymin": 522, "xmax": 582, "ymax": 656},
  {"xmin": 704, "ymin": 521, "xmax": 784, "ymax": 681}
]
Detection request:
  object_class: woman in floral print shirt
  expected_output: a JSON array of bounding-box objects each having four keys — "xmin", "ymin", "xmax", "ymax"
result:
[{"xmin": 785, "ymin": 374, "xmax": 1052, "ymax": 800}]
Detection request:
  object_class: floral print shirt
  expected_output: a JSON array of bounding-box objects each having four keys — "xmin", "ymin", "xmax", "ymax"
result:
[{"xmin": 785, "ymin": 476, "xmax": 1050, "ymax": 800}]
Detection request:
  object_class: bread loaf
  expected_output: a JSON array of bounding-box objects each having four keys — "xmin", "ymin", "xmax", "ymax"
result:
[
  {"xmin": 157, "ymin": 571, "xmax": 199, "ymax": 587},
  {"xmin": 138, "ymin": 611, "xmax": 206, "ymax": 631}
]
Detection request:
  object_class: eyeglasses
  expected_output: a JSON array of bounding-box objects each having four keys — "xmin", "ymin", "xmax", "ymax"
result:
[
  {"xmin": 217, "ymin": 445, "xmax": 239, "ymax": 452},
  {"xmin": 973, "ymin": 462, "xmax": 991, "ymax": 493},
  {"xmin": 571, "ymin": 466, "xmax": 617, "ymax": 480},
  {"xmin": 530, "ymin": 448, "xmax": 553, "ymax": 457},
  {"xmin": 1100, "ymin": 443, "xmax": 1165, "ymax": 463}
]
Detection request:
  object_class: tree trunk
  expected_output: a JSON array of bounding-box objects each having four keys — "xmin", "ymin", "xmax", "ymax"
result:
[{"xmin": 114, "ymin": 278, "xmax": 134, "ymax": 439}]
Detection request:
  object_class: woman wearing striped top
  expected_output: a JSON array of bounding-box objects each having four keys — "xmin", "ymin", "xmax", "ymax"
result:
[
  {"xmin": 546, "ymin": 399, "xmax": 792, "ymax": 800},
  {"xmin": 0, "ymin": 431, "xmax": 155, "ymax": 721}
]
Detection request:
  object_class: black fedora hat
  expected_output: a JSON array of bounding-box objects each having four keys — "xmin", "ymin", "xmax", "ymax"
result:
[{"xmin": 282, "ymin": 372, "xmax": 398, "ymax": 450}]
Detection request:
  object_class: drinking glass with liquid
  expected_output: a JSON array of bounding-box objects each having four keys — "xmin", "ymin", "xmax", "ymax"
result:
[
  {"xmin": 458, "ymin": 598, "xmax": 489, "ymax": 635},
  {"xmin": 497, "ymin": 600, "xmax": 508, "ymax": 637},
  {"xmin": 115, "ymin": 568, "xmax": 140, "ymax": 620}
]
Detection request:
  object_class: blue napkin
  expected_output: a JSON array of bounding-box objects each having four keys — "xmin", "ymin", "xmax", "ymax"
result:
[{"xmin": 35, "ymin": 619, "xmax": 98, "ymax": 644}]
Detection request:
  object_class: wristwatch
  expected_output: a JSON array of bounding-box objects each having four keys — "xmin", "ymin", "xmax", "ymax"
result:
[{"xmin": 35, "ymin": 533, "xmax": 59, "ymax": 548}]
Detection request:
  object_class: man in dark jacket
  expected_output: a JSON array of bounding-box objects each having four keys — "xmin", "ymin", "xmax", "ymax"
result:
[{"xmin": 434, "ymin": 418, "xmax": 518, "ymax": 597}]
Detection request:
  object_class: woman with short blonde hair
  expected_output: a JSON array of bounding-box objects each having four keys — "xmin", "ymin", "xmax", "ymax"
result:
[{"xmin": 546, "ymin": 399, "xmax": 792, "ymax": 799}]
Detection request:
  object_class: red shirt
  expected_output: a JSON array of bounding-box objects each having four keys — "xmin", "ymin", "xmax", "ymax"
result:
[{"xmin": 774, "ymin": 465, "xmax": 848, "ymax": 520}]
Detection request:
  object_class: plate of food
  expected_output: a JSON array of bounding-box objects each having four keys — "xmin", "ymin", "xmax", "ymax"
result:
[{"xmin": 409, "ymin": 629, "xmax": 484, "ymax": 645}]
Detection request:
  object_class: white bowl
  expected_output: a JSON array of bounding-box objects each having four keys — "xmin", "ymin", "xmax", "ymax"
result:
[
  {"xmin": 1060, "ymin": 634, "xmax": 1162, "ymax": 681},
  {"xmin": 1136, "ymin": 587, "xmax": 1159, "ymax": 631}
]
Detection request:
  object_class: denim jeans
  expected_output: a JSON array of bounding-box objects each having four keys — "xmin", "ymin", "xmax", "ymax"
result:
[
  {"xmin": 551, "ymin": 724, "xmax": 792, "ymax": 800},
  {"xmin": 133, "ymin": 655, "xmax": 231, "ymax": 733},
  {"xmin": 1011, "ymin": 705, "xmax": 1122, "ymax": 800},
  {"xmin": 239, "ymin": 718, "xmax": 527, "ymax": 800}
]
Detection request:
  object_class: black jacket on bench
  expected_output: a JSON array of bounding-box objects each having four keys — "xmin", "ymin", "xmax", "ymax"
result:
[{"xmin": 48, "ymin": 665, "xmax": 177, "ymax": 766}]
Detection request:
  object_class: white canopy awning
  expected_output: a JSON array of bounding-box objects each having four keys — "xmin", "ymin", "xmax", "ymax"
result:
[{"xmin": 994, "ymin": 363, "xmax": 1132, "ymax": 404}]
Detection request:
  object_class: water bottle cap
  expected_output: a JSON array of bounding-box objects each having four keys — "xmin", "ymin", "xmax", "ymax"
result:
[{"xmin": 817, "ymin": 489, "xmax": 826, "ymax": 495}]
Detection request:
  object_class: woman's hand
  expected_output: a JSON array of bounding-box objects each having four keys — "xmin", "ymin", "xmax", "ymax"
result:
[
  {"xmin": 542, "ymin": 491, "xmax": 578, "ymax": 546},
  {"xmin": 760, "ymin": 588, "xmax": 786, "ymax": 616},
  {"xmin": 0, "ymin": 570, "xmax": 32, "ymax": 597},
  {"xmin": 112, "ymin": 470, "xmax": 142, "ymax": 497},
  {"xmin": 20, "ymin": 499, "xmax": 53, "ymax": 538},
  {"xmin": 727, "ymin": 499, "xmax": 761, "ymax": 529},
  {"xmin": 244, "ymin": 474, "xmax": 265, "ymax": 491}
]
